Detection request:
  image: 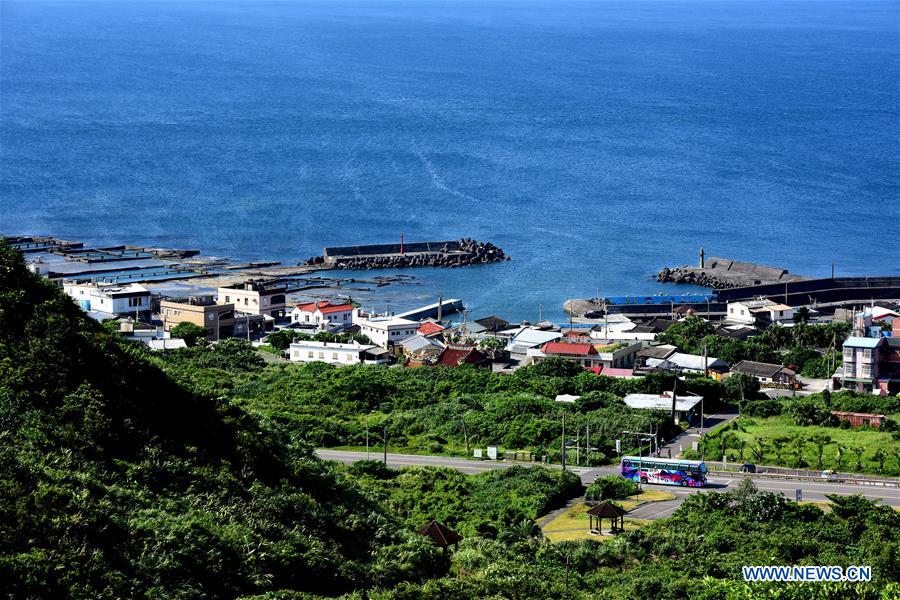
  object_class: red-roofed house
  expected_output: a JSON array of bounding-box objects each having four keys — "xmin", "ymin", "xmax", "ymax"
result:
[
  {"xmin": 290, "ymin": 301, "xmax": 354, "ymax": 326},
  {"xmin": 433, "ymin": 345, "xmax": 490, "ymax": 369},
  {"xmin": 586, "ymin": 366, "xmax": 638, "ymax": 378},
  {"xmin": 417, "ymin": 321, "xmax": 446, "ymax": 337},
  {"xmin": 562, "ymin": 330, "xmax": 592, "ymax": 343},
  {"xmin": 532, "ymin": 339, "xmax": 642, "ymax": 369}
]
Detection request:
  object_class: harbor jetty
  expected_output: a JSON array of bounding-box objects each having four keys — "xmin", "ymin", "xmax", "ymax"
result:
[
  {"xmin": 655, "ymin": 250, "xmax": 808, "ymax": 289},
  {"xmin": 304, "ymin": 238, "xmax": 508, "ymax": 269}
]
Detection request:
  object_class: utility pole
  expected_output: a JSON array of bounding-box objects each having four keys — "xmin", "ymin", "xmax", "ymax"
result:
[
  {"xmin": 670, "ymin": 377, "xmax": 678, "ymax": 423},
  {"xmin": 586, "ymin": 423, "xmax": 590, "ymax": 467},
  {"xmin": 621, "ymin": 429, "xmax": 656, "ymax": 490},
  {"xmin": 561, "ymin": 412, "xmax": 566, "ymax": 471},
  {"xmin": 461, "ymin": 413, "xmax": 469, "ymax": 455},
  {"xmin": 576, "ymin": 427, "xmax": 580, "ymax": 466},
  {"xmin": 701, "ymin": 345, "xmax": 707, "ymax": 434},
  {"xmin": 383, "ymin": 427, "xmax": 388, "ymax": 465},
  {"xmin": 366, "ymin": 412, "xmax": 371, "ymax": 460}
]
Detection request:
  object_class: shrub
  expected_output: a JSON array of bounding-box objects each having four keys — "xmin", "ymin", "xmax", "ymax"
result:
[
  {"xmin": 170, "ymin": 321, "xmax": 208, "ymax": 346},
  {"xmin": 743, "ymin": 399, "xmax": 783, "ymax": 418},
  {"xmin": 585, "ymin": 475, "xmax": 639, "ymax": 501}
]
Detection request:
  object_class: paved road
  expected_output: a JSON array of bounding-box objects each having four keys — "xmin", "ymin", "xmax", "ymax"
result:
[
  {"xmin": 316, "ymin": 449, "xmax": 900, "ymax": 518},
  {"xmin": 654, "ymin": 407, "xmax": 739, "ymax": 460}
]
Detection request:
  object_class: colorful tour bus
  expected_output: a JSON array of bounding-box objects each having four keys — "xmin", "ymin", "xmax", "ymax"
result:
[{"xmin": 620, "ymin": 456, "xmax": 708, "ymax": 487}]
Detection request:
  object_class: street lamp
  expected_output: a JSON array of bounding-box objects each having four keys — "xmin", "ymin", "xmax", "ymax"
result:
[{"xmin": 215, "ymin": 310, "xmax": 229, "ymax": 342}]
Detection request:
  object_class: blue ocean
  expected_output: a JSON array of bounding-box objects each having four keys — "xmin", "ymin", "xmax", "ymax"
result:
[{"xmin": 2, "ymin": 1, "xmax": 898, "ymax": 320}]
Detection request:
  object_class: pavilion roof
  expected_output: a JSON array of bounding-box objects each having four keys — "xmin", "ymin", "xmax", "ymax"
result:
[
  {"xmin": 586, "ymin": 501, "xmax": 627, "ymax": 518},
  {"xmin": 418, "ymin": 520, "xmax": 463, "ymax": 547}
]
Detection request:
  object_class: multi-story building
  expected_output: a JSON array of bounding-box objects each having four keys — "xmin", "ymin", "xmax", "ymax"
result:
[
  {"xmin": 354, "ymin": 315, "xmax": 418, "ymax": 347},
  {"xmin": 217, "ymin": 280, "xmax": 287, "ymax": 318},
  {"xmin": 161, "ymin": 295, "xmax": 236, "ymax": 340},
  {"xmin": 63, "ymin": 281, "xmax": 152, "ymax": 319},
  {"xmin": 841, "ymin": 336, "xmax": 882, "ymax": 394},
  {"xmin": 841, "ymin": 336, "xmax": 900, "ymax": 395},
  {"xmin": 290, "ymin": 301, "xmax": 354, "ymax": 327}
]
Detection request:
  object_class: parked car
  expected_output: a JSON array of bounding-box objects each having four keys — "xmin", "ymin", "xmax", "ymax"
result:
[
  {"xmin": 739, "ymin": 463, "xmax": 757, "ymax": 473},
  {"xmin": 821, "ymin": 469, "xmax": 839, "ymax": 480}
]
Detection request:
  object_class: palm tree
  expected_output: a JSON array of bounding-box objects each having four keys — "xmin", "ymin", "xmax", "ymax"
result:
[
  {"xmin": 771, "ymin": 437, "xmax": 789, "ymax": 464},
  {"xmin": 851, "ymin": 446, "xmax": 865, "ymax": 471},
  {"xmin": 834, "ymin": 444, "xmax": 847, "ymax": 470},
  {"xmin": 737, "ymin": 439, "xmax": 747, "ymax": 462},
  {"xmin": 752, "ymin": 441, "xmax": 766, "ymax": 464},
  {"xmin": 872, "ymin": 449, "xmax": 888, "ymax": 473},
  {"xmin": 810, "ymin": 434, "xmax": 832, "ymax": 470},
  {"xmin": 789, "ymin": 435, "xmax": 807, "ymax": 468},
  {"xmin": 506, "ymin": 518, "xmax": 543, "ymax": 543}
]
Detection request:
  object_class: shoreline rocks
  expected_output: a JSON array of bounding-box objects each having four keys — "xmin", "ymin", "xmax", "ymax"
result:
[
  {"xmin": 303, "ymin": 238, "xmax": 509, "ymax": 270},
  {"xmin": 655, "ymin": 266, "xmax": 743, "ymax": 289}
]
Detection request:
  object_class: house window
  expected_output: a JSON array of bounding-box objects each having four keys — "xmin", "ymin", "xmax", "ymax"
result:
[
  {"xmin": 318, "ymin": 352, "xmax": 325, "ymax": 359},
  {"xmin": 308, "ymin": 351, "xmax": 314, "ymax": 358},
  {"xmin": 861, "ymin": 364, "xmax": 872, "ymax": 378},
  {"xmin": 862, "ymin": 349, "xmax": 872, "ymax": 361},
  {"xmin": 332, "ymin": 352, "xmax": 338, "ymax": 360}
]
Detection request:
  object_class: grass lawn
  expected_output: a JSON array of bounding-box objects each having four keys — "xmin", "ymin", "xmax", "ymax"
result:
[
  {"xmin": 698, "ymin": 415, "xmax": 900, "ymax": 476},
  {"xmin": 540, "ymin": 491, "xmax": 673, "ymax": 543}
]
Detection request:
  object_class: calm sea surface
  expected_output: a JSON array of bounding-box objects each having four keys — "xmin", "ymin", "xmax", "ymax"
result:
[{"xmin": 2, "ymin": 1, "xmax": 898, "ymax": 320}]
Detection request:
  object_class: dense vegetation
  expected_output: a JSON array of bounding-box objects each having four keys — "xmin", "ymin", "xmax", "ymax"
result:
[
  {"xmin": 688, "ymin": 392, "xmax": 900, "ymax": 475},
  {"xmin": 0, "ymin": 243, "xmax": 459, "ymax": 597},
  {"xmin": 658, "ymin": 316, "xmax": 849, "ymax": 377},
  {"xmin": 343, "ymin": 462, "xmax": 582, "ymax": 538},
  {"xmin": 3, "ymin": 242, "xmax": 899, "ymax": 599},
  {"xmin": 359, "ymin": 479, "xmax": 899, "ymax": 599},
  {"xmin": 156, "ymin": 348, "xmax": 729, "ymax": 464}
]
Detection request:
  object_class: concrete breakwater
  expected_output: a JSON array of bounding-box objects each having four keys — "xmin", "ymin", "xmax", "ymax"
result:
[
  {"xmin": 656, "ymin": 256, "xmax": 808, "ymax": 289},
  {"xmin": 303, "ymin": 238, "xmax": 509, "ymax": 270}
]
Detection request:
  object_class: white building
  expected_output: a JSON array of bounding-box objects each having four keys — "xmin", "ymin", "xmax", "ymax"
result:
[
  {"xmin": 622, "ymin": 392, "xmax": 703, "ymax": 424},
  {"xmin": 504, "ymin": 327, "xmax": 563, "ymax": 355},
  {"xmin": 726, "ymin": 299, "xmax": 795, "ymax": 326},
  {"xmin": 217, "ymin": 280, "xmax": 287, "ymax": 318},
  {"xmin": 289, "ymin": 340, "xmax": 388, "ymax": 366},
  {"xmin": 644, "ymin": 352, "xmax": 729, "ymax": 379},
  {"xmin": 354, "ymin": 315, "xmax": 419, "ymax": 347},
  {"xmin": 63, "ymin": 281, "xmax": 151, "ymax": 318},
  {"xmin": 290, "ymin": 301, "xmax": 354, "ymax": 327}
]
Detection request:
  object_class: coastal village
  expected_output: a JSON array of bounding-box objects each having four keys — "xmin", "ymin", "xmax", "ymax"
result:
[{"xmin": 11, "ymin": 236, "xmax": 899, "ymax": 425}]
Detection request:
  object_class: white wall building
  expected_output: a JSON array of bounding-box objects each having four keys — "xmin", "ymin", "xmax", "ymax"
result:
[
  {"xmin": 63, "ymin": 281, "xmax": 151, "ymax": 317},
  {"xmin": 217, "ymin": 280, "xmax": 287, "ymax": 317},
  {"xmin": 355, "ymin": 315, "xmax": 418, "ymax": 347},
  {"xmin": 289, "ymin": 340, "xmax": 387, "ymax": 366},
  {"xmin": 622, "ymin": 392, "xmax": 703, "ymax": 425},
  {"xmin": 726, "ymin": 299, "xmax": 795, "ymax": 326},
  {"xmin": 290, "ymin": 301, "xmax": 354, "ymax": 327}
]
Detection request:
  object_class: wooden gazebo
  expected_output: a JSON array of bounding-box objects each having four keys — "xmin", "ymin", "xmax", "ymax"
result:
[
  {"xmin": 587, "ymin": 501, "xmax": 627, "ymax": 534},
  {"xmin": 419, "ymin": 520, "xmax": 463, "ymax": 551}
]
